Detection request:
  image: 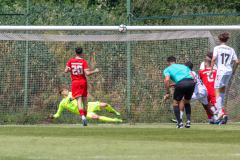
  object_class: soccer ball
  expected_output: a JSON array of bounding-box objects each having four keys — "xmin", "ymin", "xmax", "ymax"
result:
[{"xmin": 118, "ymin": 24, "xmax": 127, "ymax": 33}]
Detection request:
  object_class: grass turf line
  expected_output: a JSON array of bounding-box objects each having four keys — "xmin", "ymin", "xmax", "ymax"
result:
[{"xmin": 0, "ymin": 124, "xmax": 240, "ymax": 160}]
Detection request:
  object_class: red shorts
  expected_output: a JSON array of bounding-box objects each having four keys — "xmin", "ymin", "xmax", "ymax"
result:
[
  {"xmin": 71, "ymin": 80, "xmax": 87, "ymax": 98},
  {"xmin": 208, "ymin": 94, "xmax": 216, "ymax": 106}
]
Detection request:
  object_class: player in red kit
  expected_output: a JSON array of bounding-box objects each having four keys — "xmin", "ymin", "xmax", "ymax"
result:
[
  {"xmin": 65, "ymin": 47, "xmax": 99, "ymax": 126},
  {"xmin": 199, "ymin": 57, "xmax": 226, "ymax": 123},
  {"xmin": 199, "ymin": 59, "xmax": 217, "ymax": 106}
]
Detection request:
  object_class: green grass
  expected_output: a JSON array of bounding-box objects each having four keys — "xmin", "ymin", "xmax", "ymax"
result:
[{"xmin": 0, "ymin": 124, "xmax": 240, "ymax": 160}]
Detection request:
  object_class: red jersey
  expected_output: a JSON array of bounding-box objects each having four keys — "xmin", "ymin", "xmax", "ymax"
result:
[
  {"xmin": 199, "ymin": 68, "xmax": 217, "ymax": 105},
  {"xmin": 199, "ymin": 68, "xmax": 216, "ymax": 96},
  {"xmin": 66, "ymin": 57, "xmax": 89, "ymax": 81}
]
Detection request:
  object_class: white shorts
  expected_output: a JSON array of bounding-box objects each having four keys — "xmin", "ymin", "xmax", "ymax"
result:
[
  {"xmin": 214, "ymin": 74, "xmax": 232, "ymax": 89},
  {"xmin": 191, "ymin": 89, "xmax": 208, "ymax": 105}
]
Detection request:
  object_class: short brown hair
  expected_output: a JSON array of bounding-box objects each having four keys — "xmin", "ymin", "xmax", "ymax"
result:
[
  {"xmin": 218, "ymin": 32, "xmax": 229, "ymax": 42},
  {"xmin": 58, "ymin": 86, "xmax": 68, "ymax": 95},
  {"xmin": 206, "ymin": 51, "xmax": 213, "ymax": 60},
  {"xmin": 204, "ymin": 59, "xmax": 211, "ymax": 66},
  {"xmin": 58, "ymin": 88, "xmax": 64, "ymax": 95}
]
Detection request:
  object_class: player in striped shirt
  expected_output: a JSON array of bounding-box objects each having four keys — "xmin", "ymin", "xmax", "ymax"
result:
[{"xmin": 185, "ymin": 61, "xmax": 215, "ymax": 123}]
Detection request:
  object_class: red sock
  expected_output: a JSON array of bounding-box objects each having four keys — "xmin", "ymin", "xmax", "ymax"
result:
[
  {"xmin": 221, "ymin": 108, "xmax": 227, "ymax": 115},
  {"xmin": 207, "ymin": 112, "xmax": 212, "ymax": 119},
  {"xmin": 84, "ymin": 110, "xmax": 87, "ymax": 116},
  {"xmin": 79, "ymin": 109, "xmax": 85, "ymax": 116},
  {"xmin": 204, "ymin": 109, "xmax": 213, "ymax": 119}
]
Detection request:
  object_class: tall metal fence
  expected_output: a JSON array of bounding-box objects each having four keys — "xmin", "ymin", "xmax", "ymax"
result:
[{"xmin": 0, "ymin": 28, "xmax": 239, "ymax": 124}]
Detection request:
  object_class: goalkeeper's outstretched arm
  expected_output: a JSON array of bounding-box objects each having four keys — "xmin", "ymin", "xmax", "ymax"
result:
[{"xmin": 49, "ymin": 101, "xmax": 65, "ymax": 119}]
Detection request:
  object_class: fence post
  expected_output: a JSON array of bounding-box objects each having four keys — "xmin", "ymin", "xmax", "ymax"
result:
[
  {"xmin": 126, "ymin": 0, "xmax": 132, "ymax": 122},
  {"xmin": 24, "ymin": 0, "xmax": 30, "ymax": 113}
]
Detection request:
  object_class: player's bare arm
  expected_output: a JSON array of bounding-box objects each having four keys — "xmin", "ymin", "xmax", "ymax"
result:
[
  {"xmin": 64, "ymin": 66, "xmax": 70, "ymax": 73},
  {"xmin": 164, "ymin": 76, "xmax": 170, "ymax": 100},
  {"xmin": 232, "ymin": 59, "xmax": 239, "ymax": 76},
  {"xmin": 235, "ymin": 59, "xmax": 240, "ymax": 65},
  {"xmin": 84, "ymin": 68, "xmax": 99, "ymax": 76},
  {"xmin": 209, "ymin": 56, "xmax": 217, "ymax": 76}
]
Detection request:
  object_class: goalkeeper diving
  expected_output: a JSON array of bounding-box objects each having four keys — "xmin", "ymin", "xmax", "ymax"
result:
[{"xmin": 49, "ymin": 87, "xmax": 123, "ymax": 123}]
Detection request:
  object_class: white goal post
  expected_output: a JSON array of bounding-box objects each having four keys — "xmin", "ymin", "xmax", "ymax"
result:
[
  {"xmin": 0, "ymin": 25, "xmax": 239, "ymax": 123},
  {"xmin": 0, "ymin": 25, "xmax": 239, "ymax": 31}
]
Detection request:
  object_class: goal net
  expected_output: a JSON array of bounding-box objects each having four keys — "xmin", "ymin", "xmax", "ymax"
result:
[{"xmin": 0, "ymin": 26, "xmax": 239, "ymax": 124}]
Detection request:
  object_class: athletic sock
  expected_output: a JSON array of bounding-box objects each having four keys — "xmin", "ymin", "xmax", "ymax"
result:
[
  {"xmin": 185, "ymin": 103, "xmax": 191, "ymax": 121},
  {"xmin": 99, "ymin": 116, "xmax": 122, "ymax": 122},
  {"xmin": 202, "ymin": 104, "xmax": 213, "ymax": 119},
  {"xmin": 215, "ymin": 96, "xmax": 223, "ymax": 114},
  {"xmin": 210, "ymin": 106, "xmax": 216, "ymax": 113},
  {"xmin": 105, "ymin": 105, "xmax": 120, "ymax": 115},
  {"xmin": 221, "ymin": 108, "xmax": 226, "ymax": 115},
  {"xmin": 84, "ymin": 110, "xmax": 87, "ymax": 116},
  {"xmin": 180, "ymin": 111, "xmax": 184, "ymax": 120},
  {"xmin": 79, "ymin": 109, "xmax": 85, "ymax": 116},
  {"xmin": 79, "ymin": 109, "xmax": 86, "ymax": 120},
  {"xmin": 217, "ymin": 108, "xmax": 226, "ymax": 119},
  {"xmin": 209, "ymin": 106, "xmax": 217, "ymax": 122},
  {"xmin": 220, "ymin": 93, "xmax": 225, "ymax": 105},
  {"xmin": 173, "ymin": 106, "xmax": 182, "ymax": 123},
  {"xmin": 216, "ymin": 93, "xmax": 225, "ymax": 120}
]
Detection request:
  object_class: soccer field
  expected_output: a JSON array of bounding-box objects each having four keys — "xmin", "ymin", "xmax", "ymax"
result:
[{"xmin": 0, "ymin": 124, "xmax": 240, "ymax": 160}]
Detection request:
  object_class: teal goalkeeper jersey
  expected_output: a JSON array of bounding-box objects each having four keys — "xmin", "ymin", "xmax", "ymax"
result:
[{"xmin": 163, "ymin": 64, "xmax": 193, "ymax": 83}]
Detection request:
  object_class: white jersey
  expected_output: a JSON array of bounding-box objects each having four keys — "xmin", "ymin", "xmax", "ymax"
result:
[
  {"xmin": 213, "ymin": 44, "xmax": 238, "ymax": 75},
  {"xmin": 199, "ymin": 62, "xmax": 205, "ymax": 70},
  {"xmin": 191, "ymin": 71, "xmax": 207, "ymax": 96}
]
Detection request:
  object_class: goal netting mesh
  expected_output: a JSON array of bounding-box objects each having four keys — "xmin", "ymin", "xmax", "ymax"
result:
[{"xmin": 0, "ymin": 29, "xmax": 239, "ymax": 124}]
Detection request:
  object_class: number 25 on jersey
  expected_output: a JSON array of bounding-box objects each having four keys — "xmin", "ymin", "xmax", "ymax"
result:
[{"xmin": 71, "ymin": 63, "xmax": 83, "ymax": 75}]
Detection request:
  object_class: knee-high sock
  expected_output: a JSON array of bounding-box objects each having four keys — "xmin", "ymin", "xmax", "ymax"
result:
[
  {"xmin": 202, "ymin": 104, "xmax": 213, "ymax": 119},
  {"xmin": 221, "ymin": 108, "xmax": 226, "ymax": 115},
  {"xmin": 79, "ymin": 109, "xmax": 86, "ymax": 120},
  {"xmin": 215, "ymin": 95, "xmax": 224, "ymax": 118},
  {"xmin": 220, "ymin": 93, "xmax": 225, "ymax": 106},
  {"xmin": 185, "ymin": 103, "xmax": 191, "ymax": 121},
  {"xmin": 105, "ymin": 104, "xmax": 120, "ymax": 115},
  {"xmin": 215, "ymin": 96, "xmax": 223, "ymax": 113},
  {"xmin": 173, "ymin": 106, "xmax": 182, "ymax": 123},
  {"xmin": 84, "ymin": 110, "xmax": 87, "ymax": 116},
  {"xmin": 99, "ymin": 116, "xmax": 122, "ymax": 123},
  {"xmin": 217, "ymin": 108, "xmax": 227, "ymax": 119},
  {"xmin": 180, "ymin": 111, "xmax": 184, "ymax": 120},
  {"xmin": 215, "ymin": 93, "xmax": 226, "ymax": 119}
]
